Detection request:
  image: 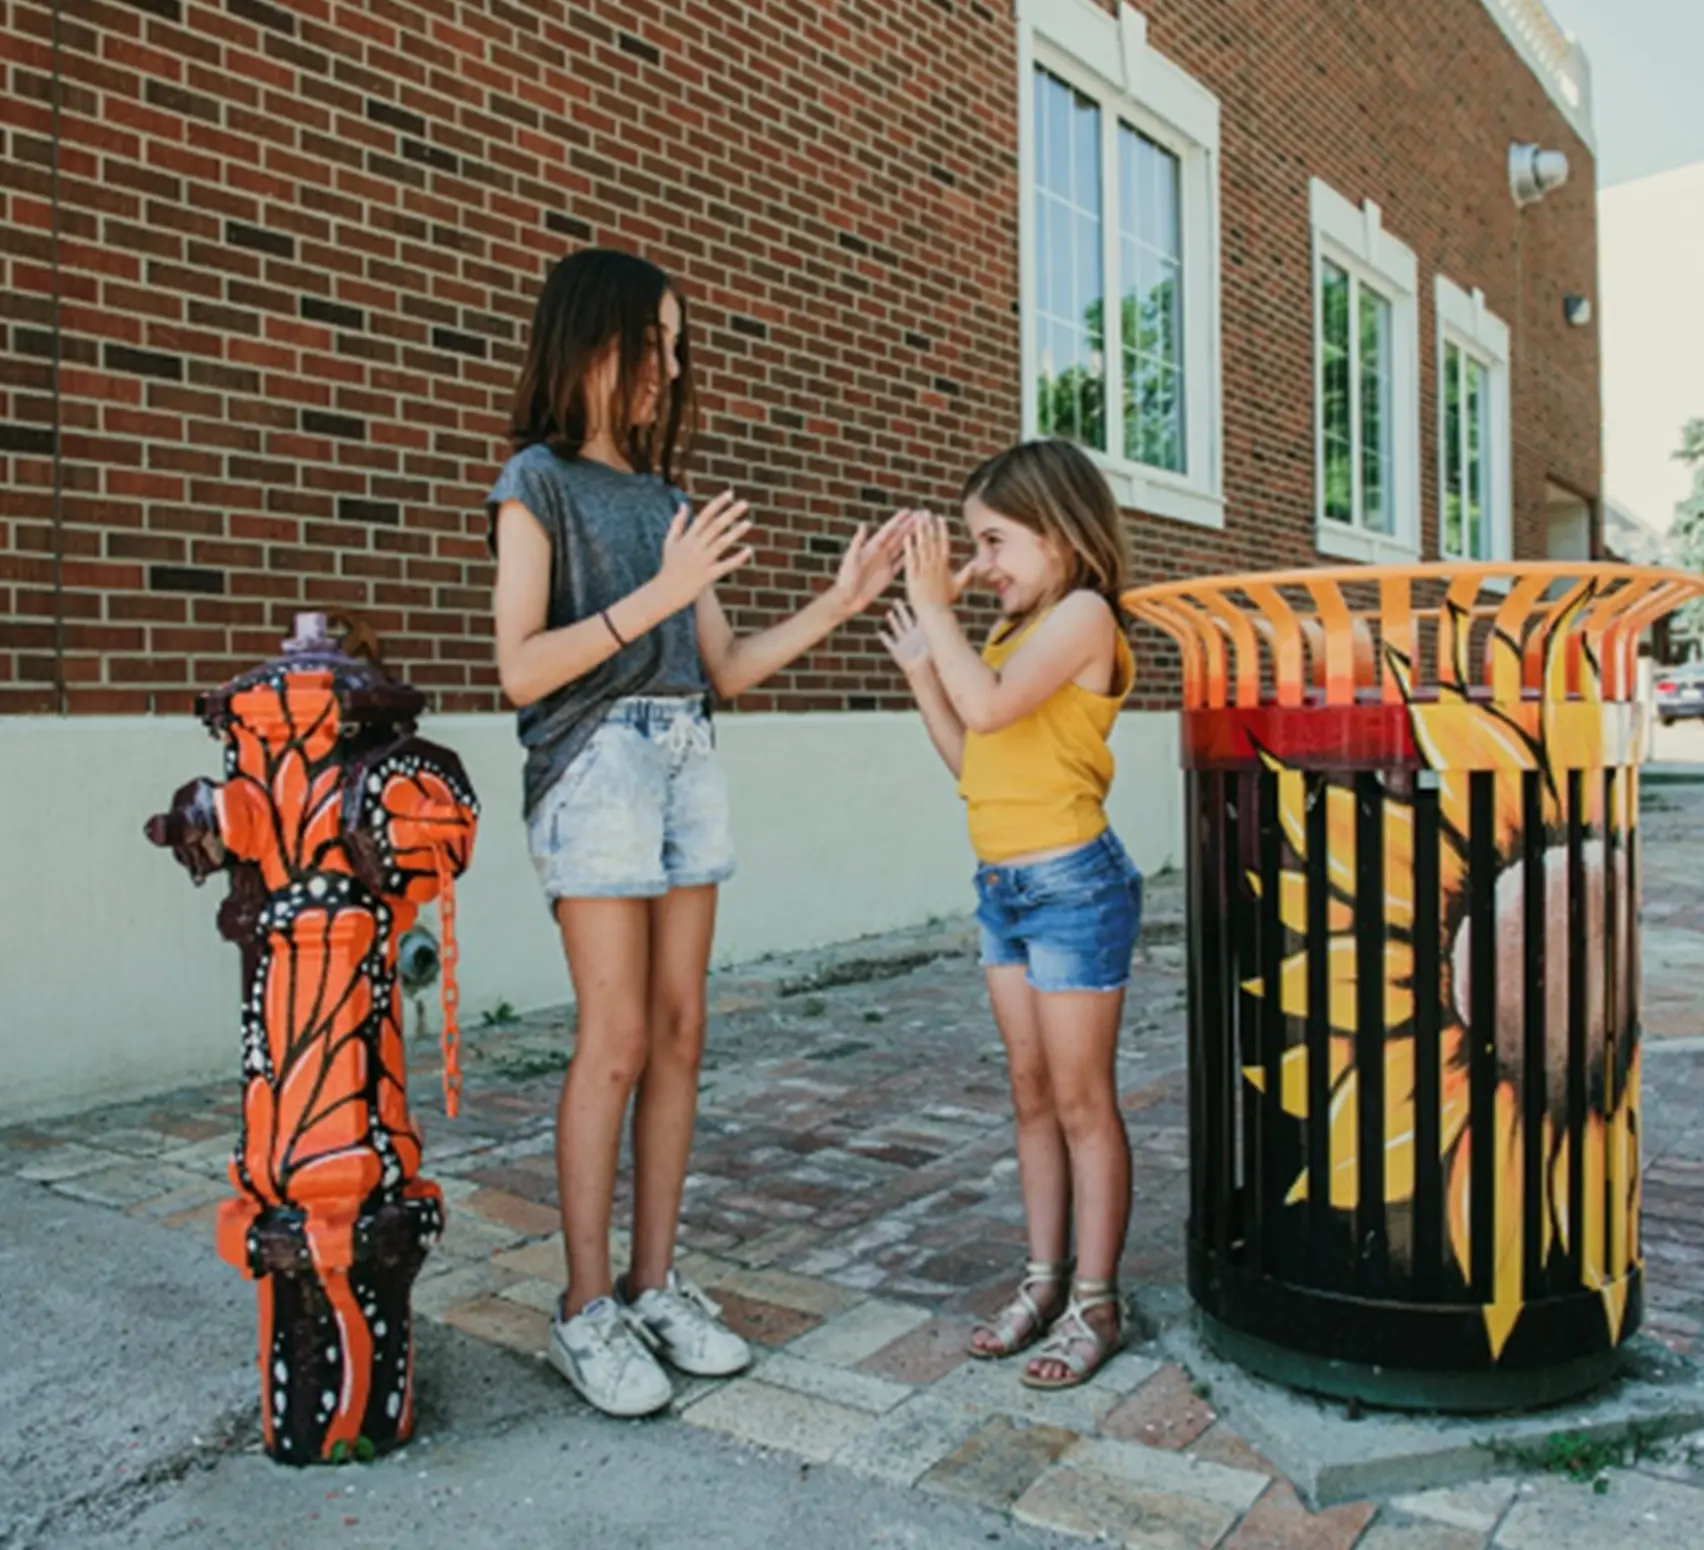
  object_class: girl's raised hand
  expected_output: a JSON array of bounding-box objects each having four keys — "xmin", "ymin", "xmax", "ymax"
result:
[
  {"xmin": 903, "ymin": 512, "xmax": 959, "ymax": 612},
  {"xmin": 878, "ymin": 601, "xmax": 930, "ymax": 673},
  {"xmin": 658, "ymin": 492, "xmax": 755, "ymax": 611},
  {"xmin": 829, "ymin": 508, "xmax": 918, "ymax": 616}
]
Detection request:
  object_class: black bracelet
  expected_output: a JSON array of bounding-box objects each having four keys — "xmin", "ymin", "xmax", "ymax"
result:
[{"xmin": 600, "ymin": 608, "xmax": 627, "ymax": 648}]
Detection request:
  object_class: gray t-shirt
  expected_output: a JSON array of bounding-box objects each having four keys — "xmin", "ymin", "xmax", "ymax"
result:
[{"xmin": 487, "ymin": 444, "xmax": 708, "ymax": 817}]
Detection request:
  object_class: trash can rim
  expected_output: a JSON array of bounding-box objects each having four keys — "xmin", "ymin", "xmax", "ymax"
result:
[{"xmin": 1122, "ymin": 559, "xmax": 1701, "ymax": 614}]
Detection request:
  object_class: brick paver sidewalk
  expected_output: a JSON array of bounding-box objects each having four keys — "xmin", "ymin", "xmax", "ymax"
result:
[{"xmin": 9, "ymin": 786, "xmax": 1704, "ymax": 1546}]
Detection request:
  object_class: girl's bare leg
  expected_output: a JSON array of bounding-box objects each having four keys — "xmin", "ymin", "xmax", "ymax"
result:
[
  {"xmin": 1028, "ymin": 987, "xmax": 1129, "ymax": 1381},
  {"xmin": 971, "ymin": 965, "xmax": 1070, "ymax": 1354},
  {"xmin": 627, "ymin": 884, "xmax": 718, "ymax": 1293},
  {"xmin": 553, "ymin": 897, "xmax": 652, "ymax": 1316}
]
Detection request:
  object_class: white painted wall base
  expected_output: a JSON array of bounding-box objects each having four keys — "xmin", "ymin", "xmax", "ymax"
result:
[{"xmin": 0, "ymin": 710, "xmax": 1182, "ymax": 1124}]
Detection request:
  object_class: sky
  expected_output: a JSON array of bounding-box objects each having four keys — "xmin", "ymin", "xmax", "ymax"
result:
[
  {"xmin": 1550, "ymin": 0, "xmax": 1704, "ymax": 534},
  {"xmin": 1542, "ymin": 0, "xmax": 1704, "ymax": 187}
]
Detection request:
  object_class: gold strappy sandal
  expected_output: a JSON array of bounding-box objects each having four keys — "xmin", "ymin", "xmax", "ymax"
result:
[
  {"xmin": 968, "ymin": 1259, "xmax": 1070, "ymax": 1360},
  {"xmin": 1019, "ymin": 1277, "xmax": 1125, "ymax": 1389}
]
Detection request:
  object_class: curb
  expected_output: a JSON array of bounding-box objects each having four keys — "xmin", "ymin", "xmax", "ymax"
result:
[{"xmin": 1644, "ymin": 765, "xmax": 1704, "ymax": 787}]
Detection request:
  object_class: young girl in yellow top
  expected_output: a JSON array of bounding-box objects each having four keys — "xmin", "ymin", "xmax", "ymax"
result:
[{"xmin": 880, "ymin": 438, "xmax": 1141, "ymax": 1390}]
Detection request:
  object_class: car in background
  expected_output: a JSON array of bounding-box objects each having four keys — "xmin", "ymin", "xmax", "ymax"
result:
[{"xmin": 1656, "ymin": 663, "xmax": 1704, "ymax": 725}]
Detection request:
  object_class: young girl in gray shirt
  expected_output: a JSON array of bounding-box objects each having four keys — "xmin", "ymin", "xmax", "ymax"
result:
[{"xmin": 489, "ymin": 248, "xmax": 907, "ymax": 1418}]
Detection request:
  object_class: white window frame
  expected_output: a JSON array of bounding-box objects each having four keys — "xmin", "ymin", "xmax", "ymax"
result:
[
  {"xmin": 1017, "ymin": 0, "xmax": 1224, "ymax": 530},
  {"xmin": 1436, "ymin": 274, "xmax": 1513, "ymax": 563},
  {"xmin": 1310, "ymin": 178, "xmax": 1421, "ymax": 563}
]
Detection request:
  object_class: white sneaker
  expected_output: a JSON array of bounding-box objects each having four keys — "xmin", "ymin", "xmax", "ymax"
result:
[
  {"xmin": 624, "ymin": 1271, "xmax": 753, "ymax": 1378},
  {"xmin": 548, "ymin": 1297, "xmax": 673, "ymax": 1418}
]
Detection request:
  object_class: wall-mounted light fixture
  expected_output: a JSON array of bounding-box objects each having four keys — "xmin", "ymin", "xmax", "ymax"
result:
[
  {"xmin": 1511, "ymin": 144, "xmax": 1570, "ymax": 206},
  {"xmin": 1564, "ymin": 294, "xmax": 1593, "ymax": 328}
]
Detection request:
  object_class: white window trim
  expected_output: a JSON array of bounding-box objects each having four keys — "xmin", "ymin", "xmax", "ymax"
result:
[
  {"xmin": 1310, "ymin": 178, "xmax": 1421, "ymax": 564},
  {"xmin": 1435, "ymin": 274, "xmax": 1513, "ymax": 564},
  {"xmin": 1017, "ymin": 0, "xmax": 1224, "ymax": 530}
]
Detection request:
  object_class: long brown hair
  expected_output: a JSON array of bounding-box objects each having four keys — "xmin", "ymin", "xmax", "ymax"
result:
[
  {"xmin": 962, "ymin": 438, "xmax": 1130, "ymax": 611},
  {"xmin": 508, "ymin": 248, "xmax": 696, "ymax": 481}
]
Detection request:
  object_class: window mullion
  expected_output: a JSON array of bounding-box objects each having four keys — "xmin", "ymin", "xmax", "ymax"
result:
[
  {"xmin": 1479, "ymin": 359, "xmax": 1490, "ymax": 561},
  {"xmin": 1348, "ymin": 270, "xmax": 1364, "ymax": 533},
  {"xmin": 1453, "ymin": 349, "xmax": 1462, "ymax": 560},
  {"xmin": 1101, "ymin": 106, "xmax": 1122, "ymax": 461},
  {"xmin": 1468, "ymin": 351, "xmax": 1481, "ymax": 560},
  {"xmin": 1463, "ymin": 352, "xmax": 1471, "ymax": 560},
  {"xmin": 1446, "ymin": 343, "xmax": 1458, "ymax": 559},
  {"xmin": 1484, "ymin": 361, "xmax": 1495, "ymax": 560},
  {"xmin": 1441, "ymin": 345, "xmax": 1449, "ymax": 560},
  {"xmin": 1479, "ymin": 358, "xmax": 1489, "ymax": 560},
  {"xmin": 1019, "ymin": 48, "xmax": 1038, "ymax": 440},
  {"xmin": 1459, "ymin": 351, "xmax": 1471, "ymax": 559},
  {"xmin": 1463, "ymin": 350, "xmax": 1472, "ymax": 558},
  {"xmin": 1315, "ymin": 252, "xmax": 1326, "ymax": 529},
  {"xmin": 1454, "ymin": 348, "xmax": 1462, "ymax": 559}
]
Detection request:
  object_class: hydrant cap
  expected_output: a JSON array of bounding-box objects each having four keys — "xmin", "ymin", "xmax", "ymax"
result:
[
  {"xmin": 283, "ymin": 612, "xmax": 335, "ymax": 653},
  {"xmin": 194, "ymin": 612, "xmax": 426, "ymax": 734}
]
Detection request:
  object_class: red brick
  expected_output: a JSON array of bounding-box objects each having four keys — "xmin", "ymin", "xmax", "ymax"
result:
[
  {"xmin": 0, "ymin": 687, "xmax": 60, "ymax": 712},
  {"xmin": 856, "ymin": 1316, "xmax": 974, "ymax": 1384},
  {"xmin": 462, "ymin": 1187, "xmax": 560, "ymax": 1238},
  {"xmin": 1221, "ymin": 1482, "xmax": 1377, "ymax": 1550},
  {"xmin": 0, "ymin": 0, "xmax": 1599, "ymax": 712},
  {"xmin": 1101, "ymin": 1364, "xmax": 1217, "ymax": 1450}
]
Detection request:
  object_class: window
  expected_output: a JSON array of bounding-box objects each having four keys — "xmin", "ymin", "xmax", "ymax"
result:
[
  {"xmin": 1311, "ymin": 179, "xmax": 1420, "ymax": 562},
  {"xmin": 1121, "ymin": 128, "xmax": 1186, "ymax": 472},
  {"xmin": 1436, "ymin": 276, "xmax": 1512, "ymax": 562},
  {"xmin": 1319, "ymin": 262, "xmax": 1395, "ymax": 535},
  {"xmin": 1019, "ymin": 0, "xmax": 1222, "ymax": 529},
  {"xmin": 1033, "ymin": 69, "xmax": 1107, "ymax": 451},
  {"xmin": 1442, "ymin": 345, "xmax": 1489, "ymax": 558}
]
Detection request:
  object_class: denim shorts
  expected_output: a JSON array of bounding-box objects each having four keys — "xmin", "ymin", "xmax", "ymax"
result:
[
  {"xmin": 527, "ymin": 696, "xmax": 737, "ymax": 901},
  {"xmin": 973, "ymin": 830, "xmax": 1144, "ymax": 994}
]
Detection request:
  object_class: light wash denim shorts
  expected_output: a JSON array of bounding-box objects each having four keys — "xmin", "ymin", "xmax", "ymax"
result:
[
  {"xmin": 973, "ymin": 829, "xmax": 1144, "ymax": 994},
  {"xmin": 527, "ymin": 696, "xmax": 736, "ymax": 901}
]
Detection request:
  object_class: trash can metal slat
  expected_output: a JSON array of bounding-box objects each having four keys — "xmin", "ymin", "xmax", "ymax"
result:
[{"xmin": 1127, "ymin": 561, "xmax": 1702, "ymax": 1413}]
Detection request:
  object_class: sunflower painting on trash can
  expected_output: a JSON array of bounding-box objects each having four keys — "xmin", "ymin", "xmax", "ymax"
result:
[
  {"xmin": 1243, "ymin": 582, "xmax": 1640, "ymax": 1361},
  {"xmin": 1128, "ymin": 565, "xmax": 1698, "ymax": 1384}
]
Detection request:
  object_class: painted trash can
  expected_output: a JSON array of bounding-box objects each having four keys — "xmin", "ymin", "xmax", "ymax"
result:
[{"xmin": 1123, "ymin": 563, "xmax": 1703, "ymax": 1410}]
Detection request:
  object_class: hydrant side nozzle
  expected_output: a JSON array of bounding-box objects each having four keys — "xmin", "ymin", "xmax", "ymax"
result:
[
  {"xmin": 146, "ymin": 777, "xmax": 227, "ymax": 884},
  {"xmin": 397, "ymin": 928, "xmax": 440, "ymax": 995}
]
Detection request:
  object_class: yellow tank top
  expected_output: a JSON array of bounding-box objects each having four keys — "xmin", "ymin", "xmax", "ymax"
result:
[{"xmin": 957, "ymin": 610, "xmax": 1134, "ymax": 864}]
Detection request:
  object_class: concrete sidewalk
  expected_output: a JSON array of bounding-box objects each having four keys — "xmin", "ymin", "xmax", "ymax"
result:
[
  {"xmin": 1, "ymin": 1175, "xmax": 1088, "ymax": 1550},
  {"xmin": 8, "ymin": 788, "xmax": 1704, "ymax": 1547}
]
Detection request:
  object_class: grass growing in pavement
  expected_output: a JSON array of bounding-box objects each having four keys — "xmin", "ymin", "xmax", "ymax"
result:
[
  {"xmin": 778, "ymin": 950, "xmax": 943, "ymax": 997},
  {"xmin": 1487, "ymin": 1424, "xmax": 1667, "ymax": 1493},
  {"xmin": 479, "ymin": 1047, "xmax": 571, "ymax": 1080}
]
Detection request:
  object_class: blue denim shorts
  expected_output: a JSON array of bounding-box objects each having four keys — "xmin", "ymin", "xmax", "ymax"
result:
[
  {"xmin": 527, "ymin": 696, "xmax": 736, "ymax": 901},
  {"xmin": 974, "ymin": 830, "xmax": 1144, "ymax": 994}
]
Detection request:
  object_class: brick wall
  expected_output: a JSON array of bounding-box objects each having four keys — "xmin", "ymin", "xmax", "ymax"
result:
[{"xmin": 0, "ymin": 0, "xmax": 1599, "ymax": 715}]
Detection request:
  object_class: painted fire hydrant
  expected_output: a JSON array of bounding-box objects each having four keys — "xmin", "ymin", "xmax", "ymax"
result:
[{"xmin": 146, "ymin": 612, "xmax": 478, "ymax": 1465}]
